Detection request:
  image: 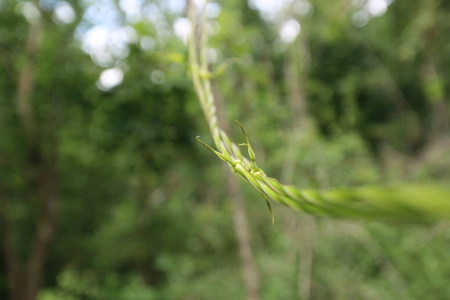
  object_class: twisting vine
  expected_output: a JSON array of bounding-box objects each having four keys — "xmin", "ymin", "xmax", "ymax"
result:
[{"xmin": 188, "ymin": 2, "xmax": 450, "ymax": 223}]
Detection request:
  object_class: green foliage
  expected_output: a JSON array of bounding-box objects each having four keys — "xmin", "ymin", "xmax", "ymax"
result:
[{"xmin": 1, "ymin": 0, "xmax": 450, "ymax": 299}]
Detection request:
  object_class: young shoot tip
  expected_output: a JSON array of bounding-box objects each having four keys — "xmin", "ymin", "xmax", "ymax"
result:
[
  {"xmin": 235, "ymin": 121, "xmax": 256, "ymax": 162},
  {"xmin": 236, "ymin": 120, "xmax": 252, "ymax": 144},
  {"xmin": 235, "ymin": 120, "xmax": 248, "ymax": 139},
  {"xmin": 196, "ymin": 136, "xmax": 229, "ymax": 162},
  {"xmin": 196, "ymin": 136, "xmax": 216, "ymax": 153}
]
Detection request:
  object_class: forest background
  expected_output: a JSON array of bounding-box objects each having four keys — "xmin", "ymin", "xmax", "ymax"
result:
[{"xmin": 1, "ymin": 0, "xmax": 450, "ymax": 299}]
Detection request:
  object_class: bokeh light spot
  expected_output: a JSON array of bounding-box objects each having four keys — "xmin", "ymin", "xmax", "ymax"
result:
[
  {"xmin": 53, "ymin": 2, "xmax": 76, "ymax": 25},
  {"xmin": 151, "ymin": 70, "xmax": 165, "ymax": 85},
  {"xmin": 98, "ymin": 67, "xmax": 124, "ymax": 90},
  {"xmin": 279, "ymin": 18, "xmax": 301, "ymax": 44}
]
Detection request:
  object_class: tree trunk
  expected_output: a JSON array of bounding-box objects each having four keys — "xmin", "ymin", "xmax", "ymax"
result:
[
  {"xmin": 226, "ymin": 172, "xmax": 261, "ymax": 300},
  {"xmin": 281, "ymin": 29, "xmax": 310, "ymax": 182},
  {"xmin": 213, "ymin": 85, "xmax": 261, "ymax": 300},
  {"xmin": 282, "ymin": 24, "xmax": 317, "ymax": 300},
  {"xmin": 1, "ymin": 17, "xmax": 59, "ymax": 300}
]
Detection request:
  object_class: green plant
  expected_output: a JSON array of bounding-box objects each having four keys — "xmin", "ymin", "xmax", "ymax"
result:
[{"xmin": 189, "ymin": 2, "xmax": 450, "ymax": 223}]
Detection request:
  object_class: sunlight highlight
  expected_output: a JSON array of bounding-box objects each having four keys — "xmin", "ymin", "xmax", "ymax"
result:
[
  {"xmin": 97, "ymin": 67, "xmax": 124, "ymax": 91},
  {"xmin": 53, "ymin": 2, "xmax": 76, "ymax": 24},
  {"xmin": 173, "ymin": 18, "xmax": 191, "ymax": 44},
  {"xmin": 279, "ymin": 18, "xmax": 301, "ymax": 44}
]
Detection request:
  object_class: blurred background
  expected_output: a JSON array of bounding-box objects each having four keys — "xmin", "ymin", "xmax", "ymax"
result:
[{"xmin": 1, "ymin": 0, "xmax": 450, "ymax": 299}]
